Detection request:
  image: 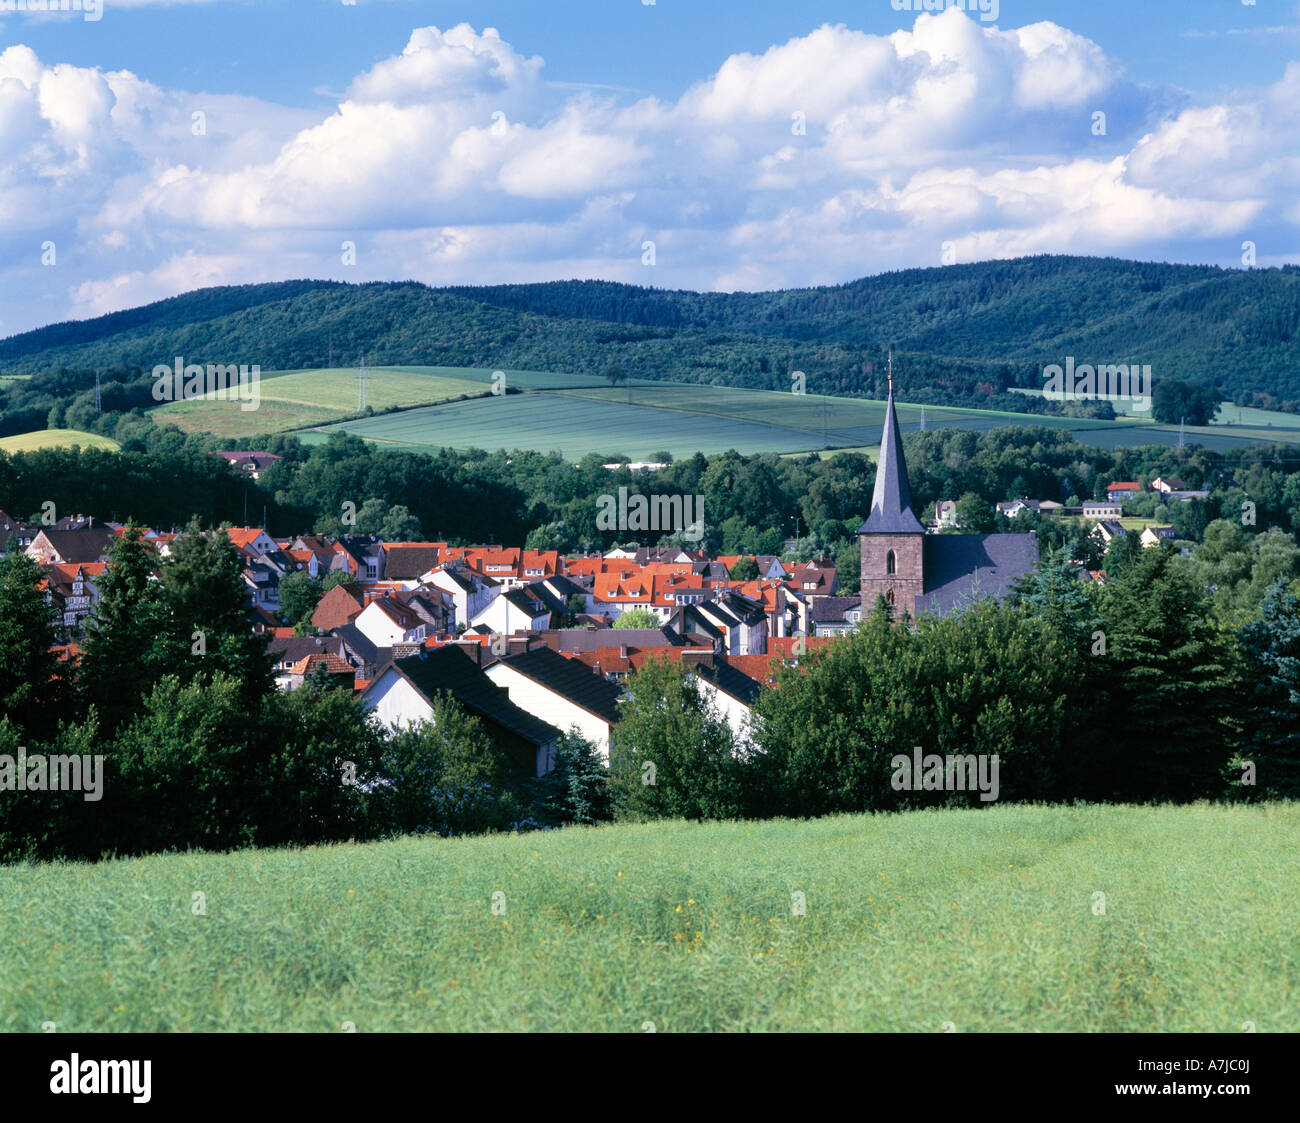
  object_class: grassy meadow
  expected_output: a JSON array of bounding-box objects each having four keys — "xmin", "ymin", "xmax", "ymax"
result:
[
  {"xmin": 0, "ymin": 428, "xmax": 120, "ymax": 454},
  {"xmin": 151, "ymin": 365, "xmax": 493, "ymax": 440},
  {"xmin": 3, "ymin": 802, "xmax": 1297, "ymax": 1032}
]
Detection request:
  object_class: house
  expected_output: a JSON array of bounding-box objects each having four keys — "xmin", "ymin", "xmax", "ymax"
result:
[
  {"xmin": 1151, "ymin": 477, "xmax": 1188, "ymax": 495},
  {"xmin": 471, "ymin": 585, "xmax": 552, "ymax": 636},
  {"xmin": 810, "ymin": 594, "xmax": 863, "ymax": 636},
  {"xmin": 1090, "ymin": 520, "xmax": 1127, "ymax": 550},
  {"xmin": 1082, "ymin": 499, "xmax": 1124, "ymax": 519},
  {"xmin": 1139, "ymin": 525, "xmax": 1177, "ymax": 549},
  {"xmin": 786, "ymin": 559, "xmax": 838, "ymax": 597},
  {"xmin": 335, "ymin": 536, "xmax": 385, "ymax": 585},
  {"xmin": 1106, "ymin": 481, "xmax": 1141, "ymax": 504},
  {"xmin": 682, "ymin": 651, "xmax": 764, "ymax": 746},
  {"xmin": 426, "ymin": 564, "xmax": 498, "ymax": 629},
  {"xmin": 693, "ymin": 590, "xmax": 768, "ymax": 654},
  {"xmin": 26, "ymin": 526, "xmax": 116, "ymax": 565},
  {"xmin": 362, "ymin": 647, "xmax": 563, "ymax": 777},
  {"xmin": 996, "ymin": 498, "xmax": 1040, "ymax": 518},
  {"xmin": 0, "ymin": 510, "xmax": 39, "ymax": 553},
  {"xmin": 858, "ymin": 382, "xmax": 1037, "ymax": 619},
  {"xmin": 266, "ymin": 635, "xmax": 353, "ymax": 690},
  {"xmin": 354, "ymin": 595, "xmax": 428, "ymax": 647},
  {"xmin": 310, "ymin": 583, "xmax": 364, "ymax": 631},
  {"xmin": 484, "ymin": 646, "xmax": 623, "ymax": 760},
  {"xmin": 212, "ymin": 451, "xmax": 282, "ymax": 480},
  {"xmin": 40, "ymin": 562, "xmax": 105, "ymax": 638}
]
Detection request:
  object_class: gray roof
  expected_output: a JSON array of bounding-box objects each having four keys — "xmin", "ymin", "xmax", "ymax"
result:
[
  {"xmin": 541, "ymin": 627, "xmax": 685, "ymax": 652},
  {"xmin": 913, "ymin": 534, "xmax": 1039, "ymax": 616},
  {"xmin": 810, "ymin": 595, "xmax": 862, "ymax": 623},
  {"xmin": 393, "ymin": 646, "xmax": 562, "ymax": 750},
  {"xmin": 494, "ymin": 647, "xmax": 623, "ymax": 725},
  {"xmin": 858, "ymin": 384, "xmax": 925, "ymax": 535}
]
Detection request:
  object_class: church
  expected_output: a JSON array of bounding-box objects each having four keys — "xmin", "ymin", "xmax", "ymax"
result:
[{"xmin": 858, "ymin": 382, "xmax": 1038, "ymax": 618}]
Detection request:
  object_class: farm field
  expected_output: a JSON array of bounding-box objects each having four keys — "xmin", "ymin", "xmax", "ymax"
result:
[
  {"xmin": 1011, "ymin": 387, "xmax": 1300, "ymax": 451},
  {"xmin": 306, "ymin": 374, "xmax": 1136, "ymax": 461},
  {"xmin": 151, "ymin": 366, "xmax": 498, "ymax": 439},
  {"xmin": 2, "ymin": 802, "xmax": 1297, "ymax": 1032},
  {"xmin": 0, "ymin": 428, "xmax": 120, "ymax": 453}
]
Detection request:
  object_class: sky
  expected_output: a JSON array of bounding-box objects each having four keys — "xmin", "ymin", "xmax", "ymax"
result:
[{"xmin": 1, "ymin": 0, "xmax": 1299, "ymax": 337}]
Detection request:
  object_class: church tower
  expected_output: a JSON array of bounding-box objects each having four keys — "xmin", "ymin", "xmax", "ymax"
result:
[{"xmin": 858, "ymin": 370, "xmax": 925, "ymax": 619}]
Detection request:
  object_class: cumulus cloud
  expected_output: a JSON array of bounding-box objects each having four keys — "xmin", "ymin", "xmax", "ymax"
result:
[{"xmin": 2, "ymin": 8, "xmax": 1299, "ymax": 335}]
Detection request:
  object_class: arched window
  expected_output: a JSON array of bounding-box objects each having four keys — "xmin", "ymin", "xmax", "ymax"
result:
[
  {"xmin": 886, "ymin": 549, "xmax": 897, "ymax": 575},
  {"xmin": 885, "ymin": 589, "xmax": 895, "ymax": 606}
]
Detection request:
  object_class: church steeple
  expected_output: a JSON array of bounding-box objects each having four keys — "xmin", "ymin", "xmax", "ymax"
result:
[{"xmin": 858, "ymin": 372, "xmax": 924, "ymax": 536}]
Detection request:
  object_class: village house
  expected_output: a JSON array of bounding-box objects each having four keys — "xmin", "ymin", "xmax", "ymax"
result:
[
  {"xmin": 483, "ymin": 645, "xmax": 623, "ymax": 760},
  {"xmin": 362, "ymin": 646, "xmax": 563, "ymax": 777}
]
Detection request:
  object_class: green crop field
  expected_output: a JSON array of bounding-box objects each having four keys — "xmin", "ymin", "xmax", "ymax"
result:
[
  {"xmin": 151, "ymin": 366, "xmax": 498, "ymax": 440},
  {"xmin": 306, "ymin": 375, "xmax": 1131, "ymax": 461},
  {"xmin": 3, "ymin": 802, "xmax": 1296, "ymax": 1032},
  {"xmin": 0, "ymin": 428, "xmax": 120, "ymax": 454}
]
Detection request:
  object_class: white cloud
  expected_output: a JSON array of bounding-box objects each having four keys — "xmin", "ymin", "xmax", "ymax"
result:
[{"xmin": 2, "ymin": 10, "xmax": 1299, "ymax": 335}]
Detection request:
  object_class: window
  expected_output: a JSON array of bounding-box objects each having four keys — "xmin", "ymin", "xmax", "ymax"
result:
[
  {"xmin": 886, "ymin": 550, "xmax": 897, "ymax": 575},
  {"xmin": 885, "ymin": 589, "xmax": 895, "ymax": 606}
]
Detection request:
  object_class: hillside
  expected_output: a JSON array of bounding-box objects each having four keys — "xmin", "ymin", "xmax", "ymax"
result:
[
  {"xmin": 3, "ymin": 803, "xmax": 1296, "ymax": 1032},
  {"xmin": 3, "ymin": 257, "xmax": 1299, "ymax": 410},
  {"xmin": 0, "ymin": 428, "xmax": 120, "ymax": 453}
]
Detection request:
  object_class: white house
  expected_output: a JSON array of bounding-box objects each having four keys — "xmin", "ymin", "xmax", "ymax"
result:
[
  {"xmin": 354, "ymin": 597, "xmax": 427, "ymax": 647},
  {"xmin": 426, "ymin": 565, "xmax": 498, "ymax": 629},
  {"xmin": 471, "ymin": 586, "xmax": 552, "ymax": 637},
  {"xmin": 484, "ymin": 647, "xmax": 623, "ymax": 760}
]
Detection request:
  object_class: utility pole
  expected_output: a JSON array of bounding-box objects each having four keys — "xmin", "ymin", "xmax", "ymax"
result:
[
  {"xmin": 1178, "ymin": 415, "xmax": 1185, "ymax": 448},
  {"xmin": 358, "ymin": 354, "xmax": 367, "ymax": 412},
  {"xmin": 328, "ymin": 334, "xmax": 333, "ymax": 370},
  {"xmin": 920, "ymin": 405, "xmax": 926, "ymax": 432},
  {"xmin": 95, "ymin": 372, "xmax": 102, "ymax": 412}
]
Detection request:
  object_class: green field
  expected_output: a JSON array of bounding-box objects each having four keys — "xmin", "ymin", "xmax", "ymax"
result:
[
  {"xmin": 1011, "ymin": 388, "xmax": 1300, "ymax": 451},
  {"xmin": 0, "ymin": 428, "xmax": 120, "ymax": 454},
  {"xmin": 3, "ymin": 802, "xmax": 1296, "ymax": 1032},
  {"xmin": 148, "ymin": 361, "xmax": 1300, "ymax": 459},
  {"xmin": 152, "ymin": 365, "xmax": 496, "ymax": 440},
  {"xmin": 305, "ymin": 376, "xmax": 1122, "ymax": 461}
]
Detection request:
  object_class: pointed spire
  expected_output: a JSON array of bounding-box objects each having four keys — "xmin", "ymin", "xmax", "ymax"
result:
[{"xmin": 858, "ymin": 377, "xmax": 924, "ymax": 535}]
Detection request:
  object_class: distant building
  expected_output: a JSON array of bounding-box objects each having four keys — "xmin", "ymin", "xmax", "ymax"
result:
[
  {"xmin": 1082, "ymin": 498, "xmax": 1123, "ymax": 520},
  {"xmin": 858, "ymin": 383, "xmax": 1037, "ymax": 619}
]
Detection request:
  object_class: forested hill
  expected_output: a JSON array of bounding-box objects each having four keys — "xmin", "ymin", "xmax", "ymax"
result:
[{"xmin": 4, "ymin": 256, "xmax": 1299, "ymax": 410}]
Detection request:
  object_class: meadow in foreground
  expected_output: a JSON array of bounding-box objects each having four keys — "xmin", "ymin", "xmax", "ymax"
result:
[{"xmin": 2, "ymin": 802, "xmax": 1296, "ymax": 1032}]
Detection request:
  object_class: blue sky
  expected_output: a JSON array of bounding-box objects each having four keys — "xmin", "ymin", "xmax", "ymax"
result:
[{"xmin": 2, "ymin": 0, "xmax": 1299, "ymax": 335}]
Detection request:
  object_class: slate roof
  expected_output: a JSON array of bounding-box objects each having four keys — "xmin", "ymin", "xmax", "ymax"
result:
[
  {"xmin": 382, "ymin": 546, "xmax": 444, "ymax": 581},
  {"xmin": 494, "ymin": 647, "xmax": 623, "ymax": 725},
  {"xmin": 684, "ymin": 653, "xmax": 765, "ymax": 707},
  {"xmin": 810, "ymin": 594, "xmax": 862, "ymax": 623},
  {"xmin": 31, "ymin": 527, "xmax": 116, "ymax": 563},
  {"xmin": 541, "ymin": 627, "xmax": 687, "ymax": 652},
  {"xmin": 858, "ymin": 383, "xmax": 925, "ymax": 535},
  {"xmin": 913, "ymin": 533, "xmax": 1039, "ymax": 616},
  {"xmin": 393, "ymin": 646, "xmax": 562, "ymax": 748}
]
